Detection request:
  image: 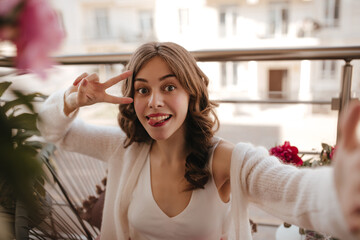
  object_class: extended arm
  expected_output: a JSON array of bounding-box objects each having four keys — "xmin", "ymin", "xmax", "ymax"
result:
[
  {"xmin": 37, "ymin": 71, "xmax": 133, "ymax": 161},
  {"xmin": 230, "ymin": 144, "xmax": 353, "ymax": 239},
  {"xmin": 229, "ymin": 100, "xmax": 360, "ymax": 240}
]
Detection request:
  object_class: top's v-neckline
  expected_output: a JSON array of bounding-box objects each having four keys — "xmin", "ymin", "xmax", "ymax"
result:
[{"xmin": 147, "ymin": 156, "xmax": 194, "ymax": 219}]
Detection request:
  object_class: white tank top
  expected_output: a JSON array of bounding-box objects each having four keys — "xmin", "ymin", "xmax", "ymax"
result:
[{"xmin": 128, "ymin": 140, "xmax": 231, "ymax": 240}]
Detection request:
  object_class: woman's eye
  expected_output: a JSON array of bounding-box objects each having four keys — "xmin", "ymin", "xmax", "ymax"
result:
[
  {"xmin": 137, "ymin": 88, "xmax": 148, "ymax": 94},
  {"xmin": 165, "ymin": 85, "xmax": 176, "ymax": 92}
]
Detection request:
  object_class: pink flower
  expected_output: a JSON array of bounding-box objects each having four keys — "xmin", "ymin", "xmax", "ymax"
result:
[
  {"xmin": 16, "ymin": 0, "xmax": 64, "ymax": 78},
  {"xmin": 0, "ymin": 0, "xmax": 21, "ymax": 16},
  {"xmin": 269, "ymin": 141, "xmax": 303, "ymax": 166},
  {"xmin": 0, "ymin": 25, "xmax": 18, "ymax": 40},
  {"xmin": 0, "ymin": 0, "xmax": 65, "ymax": 78}
]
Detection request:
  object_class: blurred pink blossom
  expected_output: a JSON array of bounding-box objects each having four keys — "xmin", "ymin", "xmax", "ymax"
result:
[
  {"xmin": 0, "ymin": 0, "xmax": 21, "ymax": 16},
  {"xmin": 0, "ymin": 0, "xmax": 65, "ymax": 78}
]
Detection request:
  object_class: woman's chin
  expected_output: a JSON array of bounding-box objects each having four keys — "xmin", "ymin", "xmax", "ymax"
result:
[
  {"xmin": 149, "ymin": 135, "xmax": 169, "ymax": 142},
  {"xmin": 147, "ymin": 131, "xmax": 175, "ymax": 142}
]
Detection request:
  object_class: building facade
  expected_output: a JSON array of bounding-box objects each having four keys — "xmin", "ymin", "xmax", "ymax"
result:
[{"xmin": 46, "ymin": 0, "xmax": 360, "ymax": 149}]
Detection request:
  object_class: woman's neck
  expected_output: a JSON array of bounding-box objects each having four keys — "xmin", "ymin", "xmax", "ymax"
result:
[{"xmin": 151, "ymin": 135, "xmax": 189, "ymax": 165}]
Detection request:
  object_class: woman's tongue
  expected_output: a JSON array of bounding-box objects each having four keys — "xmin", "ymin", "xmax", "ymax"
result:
[{"xmin": 148, "ymin": 115, "xmax": 170, "ymax": 126}]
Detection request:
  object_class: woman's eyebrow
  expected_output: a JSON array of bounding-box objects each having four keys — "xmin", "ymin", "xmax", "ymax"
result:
[
  {"xmin": 134, "ymin": 78, "xmax": 147, "ymax": 83},
  {"xmin": 159, "ymin": 74, "xmax": 176, "ymax": 81},
  {"xmin": 134, "ymin": 74, "xmax": 176, "ymax": 82}
]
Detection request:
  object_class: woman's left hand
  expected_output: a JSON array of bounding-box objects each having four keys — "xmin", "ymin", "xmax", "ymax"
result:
[{"xmin": 334, "ymin": 100, "xmax": 360, "ymax": 234}]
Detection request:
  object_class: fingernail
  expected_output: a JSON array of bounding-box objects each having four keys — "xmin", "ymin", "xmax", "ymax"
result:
[
  {"xmin": 125, "ymin": 98, "xmax": 133, "ymax": 103},
  {"xmin": 74, "ymin": 77, "xmax": 83, "ymax": 86},
  {"xmin": 82, "ymin": 79, "xmax": 87, "ymax": 86}
]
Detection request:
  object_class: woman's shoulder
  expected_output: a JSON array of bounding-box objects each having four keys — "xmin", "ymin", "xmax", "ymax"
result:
[
  {"xmin": 213, "ymin": 138, "xmax": 234, "ymax": 158},
  {"xmin": 211, "ymin": 138, "xmax": 234, "ymax": 185}
]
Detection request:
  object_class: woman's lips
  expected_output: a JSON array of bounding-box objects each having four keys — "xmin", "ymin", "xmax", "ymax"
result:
[{"xmin": 146, "ymin": 114, "xmax": 172, "ymax": 127}]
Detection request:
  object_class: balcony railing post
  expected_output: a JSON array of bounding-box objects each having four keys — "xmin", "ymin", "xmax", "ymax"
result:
[{"xmin": 336, "ymin": 60, "xmax": 353, "ymax": 143}]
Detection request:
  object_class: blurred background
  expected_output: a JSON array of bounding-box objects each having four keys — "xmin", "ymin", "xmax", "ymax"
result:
[
  {"xmin": 1, "ymin": 0, "xmax": 360, "ymax": 150},
  {"xmin": 2, "ymin": 0, "xmax": 359, "ymax": 151},
  {"xmin": 1, "ymin": 0, "xmax": 359, "ymax": 239}
]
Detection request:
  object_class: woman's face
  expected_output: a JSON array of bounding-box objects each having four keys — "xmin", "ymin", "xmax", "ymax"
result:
[{"xmin": 133, "ymin": 56, "xmax": 190, "ymax": 141}]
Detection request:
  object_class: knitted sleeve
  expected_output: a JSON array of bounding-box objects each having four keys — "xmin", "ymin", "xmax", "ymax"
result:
[
  {"xmin": 37, "ymin": 89, "xmax": 125, "ymax": 161},
  {"xmin": 230, "ymin": 142, "xmax": 357, "ymax": 240}
]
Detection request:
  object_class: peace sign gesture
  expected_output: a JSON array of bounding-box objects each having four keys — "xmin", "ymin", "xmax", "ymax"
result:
[
  {"xmin": 64, "ymin": 71, "xmax": 133, "ymax": 116},
  {"xmin": 334, "ymin": 100, "xmax": 360, "ymax": 235}
]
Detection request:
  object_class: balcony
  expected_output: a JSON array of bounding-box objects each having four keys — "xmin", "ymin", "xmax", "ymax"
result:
[{"xmin": 1, "ymin": 45, "xmax": 360, "ymax": 239}]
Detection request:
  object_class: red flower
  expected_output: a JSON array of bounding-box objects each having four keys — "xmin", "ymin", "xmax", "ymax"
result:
[{"xmin": 269, "ymin": 141, "xmax": 303, "ymax": 166}]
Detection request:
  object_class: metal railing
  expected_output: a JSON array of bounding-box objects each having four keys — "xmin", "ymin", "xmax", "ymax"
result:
[
  {"xmin": 1, "ymin": 45, "xmax": 360, "ymax": 140},
  {"xmin": 1, "ymin": 45, "xmax": 359, "ymax": 65},
  {"xmin": 2, "ymin": 46, "xmax": 359, "ymax": 231}
]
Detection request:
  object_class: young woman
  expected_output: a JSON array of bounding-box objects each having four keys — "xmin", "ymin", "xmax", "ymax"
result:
[{"xmin": 37, "ymin": 42, "xmax": 360, "ymax": 240}]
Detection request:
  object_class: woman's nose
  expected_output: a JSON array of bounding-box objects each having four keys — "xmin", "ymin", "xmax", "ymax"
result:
[{"xmin": 148, "ymin": 91, "xmax": 164, "ymax": 108}]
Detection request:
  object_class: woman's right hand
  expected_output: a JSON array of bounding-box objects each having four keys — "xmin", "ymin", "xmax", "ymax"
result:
[
  {"xmin": 64, "ymin": 71, "xmax": 133, "ymax": 115},
  {"xmin": 333, "ymin": 100, "xmax": 360, "ymax": 236}
]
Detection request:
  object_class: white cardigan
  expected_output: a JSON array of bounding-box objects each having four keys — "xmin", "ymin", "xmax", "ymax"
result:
[{"xmin": 37, "ymin": 90, "xmax": 356, "ymax": 240}]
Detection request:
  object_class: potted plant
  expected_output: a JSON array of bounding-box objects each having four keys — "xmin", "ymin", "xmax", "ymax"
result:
[{"xmin": 0, "ymin": 80, "xmax": 53, "ymax": 239}]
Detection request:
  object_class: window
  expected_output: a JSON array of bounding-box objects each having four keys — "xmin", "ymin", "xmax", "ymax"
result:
[
  {"xmin": 268, "ymin": 2, "xmax": 289, "ymax": 37},
  {"xmin": 324, "ymin": 0, "xmax": 340, "ymax": 27},
  {"xmin": 321, "ymin": 60, "xmax": 337, "ymax": 79},
  {"xmin": 219, "ymin": 12, "xmax": 226, "ymax": 37},
  {"xmin": 220, "ymin": 62, "xmax": 240, "ymax": 87},
  {"xmin": 218, "ymin": 6, "xmax": 238, "ymax": 38},
  {"xmin": 268, "ymin": 69, "xmax": 288, "ymax": 99},
  {"xmin": 139, "ymin": 11, "xmax": 154, "ymax": 39},
  {"xmin": 94, "ymin": 8, "xmax": 110, "ymax": 39},
  {"xmin": 179, "ymin": 8, "xmax": 190, "ymax": 34},
  {"xmin": 221, "ymin": 62, "xmax": 227, "ymax": 87}
]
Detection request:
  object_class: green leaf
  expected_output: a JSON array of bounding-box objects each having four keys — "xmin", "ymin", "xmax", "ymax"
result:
[
  {"xmin": 3, "ymin": 91, "xmax": 46, "ymax": 113},
  {"xmin": 0, "ymin": 81, "xmax": 11, "ymax": 97},
  {"xmin": 321, "ymin": 143, "xmax": 331, "ymax": 152},
  {"xmin": 0, "ymin": 144, "xmax": 43, "ymax": 214},
  {"xmin": 301, "ymin": 159, "xmax": 313, "ymax": 167},
  {"xmin": 15, "ymin": 144, "xmax": 39, "ymax": 157},
  {"xmin": 24, "ymin": 141, "xmax": 44, "ymax": 150},
  {"xmin": 0, "ymin": 87, "xmax": 49, "ymax": 220},
  {"xmin": 14, "ymin": 129, "xmax": 41, "ymax": 143},
  {"xmin": 0, "ymin": 109, "xmax": 12, "ymax": 141},
  {"xmin": 9, "ymin": 113, "xmax": 38, "ymax": 131}
]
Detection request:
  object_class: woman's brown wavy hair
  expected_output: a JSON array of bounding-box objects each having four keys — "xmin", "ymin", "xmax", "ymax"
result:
[{"xmin": 118, "ymin": 42, "xmax": 219, "ymax": 190}]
